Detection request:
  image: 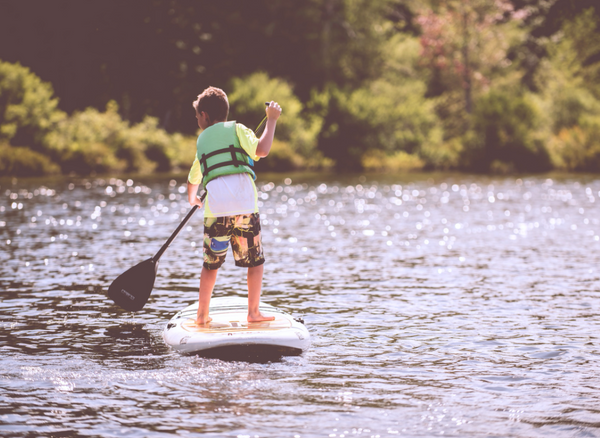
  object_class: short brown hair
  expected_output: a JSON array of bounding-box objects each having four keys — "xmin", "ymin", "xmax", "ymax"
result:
[{"xmin": 193, "ymin": 86, "xmax": 229, "ymax": 122}]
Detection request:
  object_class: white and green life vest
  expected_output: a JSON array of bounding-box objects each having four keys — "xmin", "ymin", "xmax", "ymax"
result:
[{"xmin": 196, "ymin": 121, "xmax": 256, "ymax": 188}]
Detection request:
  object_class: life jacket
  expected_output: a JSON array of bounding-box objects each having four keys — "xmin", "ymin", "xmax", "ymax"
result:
[{"xmin": 196, "ymin": 121, "xmax": 256, "ymax": 188}]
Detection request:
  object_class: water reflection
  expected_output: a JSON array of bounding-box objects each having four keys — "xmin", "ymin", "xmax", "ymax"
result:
[{"xmin": 1, "ymin": 172, "xmax": 600, "ymax": 437}]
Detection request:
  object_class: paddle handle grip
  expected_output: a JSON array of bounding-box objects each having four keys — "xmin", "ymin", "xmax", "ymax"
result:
[{"xmin": 153, "ymin": 192, "xmax": 206, "ymax": 262}]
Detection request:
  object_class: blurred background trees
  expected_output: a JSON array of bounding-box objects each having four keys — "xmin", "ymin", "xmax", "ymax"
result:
[{"xmin": 0, "ymin": 0, "xmax": 599, "ymax": 176}]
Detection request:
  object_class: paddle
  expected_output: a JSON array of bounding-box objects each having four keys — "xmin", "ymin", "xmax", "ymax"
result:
[
  {"xmin": 255, "ymin": 103, "xmax": 270, "ymax": 134},
  {"xmin": 107, "ymin": 192, "xmax": 206, "ymax": 311},
  {"xmin": 108, "ymin": 103, "xmax": 271, "ymax": 311}
]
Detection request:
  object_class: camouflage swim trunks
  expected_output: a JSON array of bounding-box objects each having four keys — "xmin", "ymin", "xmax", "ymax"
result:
[{"xmin": 203, "ymin": 213, "xmax": 265, "ymax": 270}]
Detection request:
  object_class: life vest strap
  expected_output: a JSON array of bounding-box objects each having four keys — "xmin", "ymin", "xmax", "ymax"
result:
[{"xmin": 199, "ymin": 144, "xmax": 251, "ymax": 175}]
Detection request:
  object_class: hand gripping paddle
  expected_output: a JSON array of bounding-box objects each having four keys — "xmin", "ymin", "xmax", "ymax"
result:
[{"xmin": 107, "ymin": 192, "xmax": 206, "ymax": 311}]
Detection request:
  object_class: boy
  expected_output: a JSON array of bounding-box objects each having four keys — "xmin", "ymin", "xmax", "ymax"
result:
[{"xmin": 187, "ymin": 86, "xmax": 282, "ymax": 325}]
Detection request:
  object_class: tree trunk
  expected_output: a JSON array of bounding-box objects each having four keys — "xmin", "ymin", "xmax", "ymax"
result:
[{"xmin": 462, "ymin": 10, "xmax": 473, "ymax": 114}]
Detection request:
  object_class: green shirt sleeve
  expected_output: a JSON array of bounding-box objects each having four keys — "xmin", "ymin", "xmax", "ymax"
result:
[
  {"xmin": 236, "ymin": 123, "xmax": 260, "ymax": 161},
  {"xmin": 188, "ymin": 157, "xmax": 202, "ymax": 185}
]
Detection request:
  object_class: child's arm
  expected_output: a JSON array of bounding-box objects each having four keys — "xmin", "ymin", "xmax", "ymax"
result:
[
  {"xmin": 256, "ymin": 101, "xmax": 282, "ymax": 158},
  {"xmin": 187, "ymin": 182, "xmax": 203, "ymax": 207}
]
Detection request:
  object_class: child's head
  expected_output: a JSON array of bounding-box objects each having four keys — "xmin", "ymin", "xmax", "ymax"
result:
[{"xmin": 193, "ymin": 87, "xmax": 229, "ymax": 126}]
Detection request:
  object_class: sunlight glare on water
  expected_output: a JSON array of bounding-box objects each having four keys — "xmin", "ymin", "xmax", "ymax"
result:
[{"xmin": 1, "ymin": 172, "xmax": 599, "ymax": 437}]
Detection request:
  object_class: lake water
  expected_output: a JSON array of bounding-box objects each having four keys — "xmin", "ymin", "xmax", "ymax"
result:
[{"xmin": 1, "ymin": 171, "xmax": 599, "ymax": 437}]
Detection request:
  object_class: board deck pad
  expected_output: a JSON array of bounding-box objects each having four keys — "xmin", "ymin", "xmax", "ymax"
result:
[{"xmin": 181, "ymin": 313, "xmax": 292, "ymax": 332}]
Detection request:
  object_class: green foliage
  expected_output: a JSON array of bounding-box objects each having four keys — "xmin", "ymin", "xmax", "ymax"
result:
[
  {"xmin": 2, "ymin": 4, "xmax": 600, "ymax": 175},
  {"xmin": 362, "ymin": 149, "xmax": 424, "ymax": 171},
  {"xmin": 352, "ymin": 80, "xmax": 440, "ymax": 153},
  {"xmin": 44, "ymin": 102, "xmax": 126, "ymax": 174},
  {"xmin": 0, "ymin": 60, "xmax": 216, "ymax": 176},
  {"xmin": 228, "ymin": 72, "xmax": 328, "ymax": 170},
  {"xmin": 417, "ymin": 1, "xmax": 527, "ymax": 101},
  {"xmin": 0, "ymin": 143, "xmax": 60, "ymax": 177},
  {"xmin": 121, "ymin": 115, "xmax": 195, "ymax": 172},
  {"xmin": 419, "ymin": 136, "xmax": 464, "ymax": 170},
  {"xmin": 44, "ymin": 101, "xmax": 196, "ymax": 175},
  {"xmin": 546, "ymin": 124, "xmax": 600, "ymax": 171},
  {"xmin": 0, "ymin": 0, "xmax": 411, "ymax": 134},
  {"xmin": 318, "ymin": 35, "xmax": 445, "ymax": 170},
  {"xmin": 536, "ymin": 9, "xmax": 600, "ymax": 103},
  {"xmin": 461, "ymin": 89, "xmax": 551, "ymax": 173},
  {"xmin": 534, "ymin": 8, "xmax": 600, "ymax": 171},
  {"xmin": 550, "ymin": 8, "xmax": 600, "ymax": 100},
  {"xmin": 253, "ymin": 139, "xmax": 306, "ymax": 172},
  {"xmin": 0, "ymin": 60, "xmax": 65, "ymax": 148},
  {"xmin": 542, "ymin": 87, "xmax": 600, "ymax": 171},
  {"xmin": 317, "ymin": 86, "xmax": 365, "ymax": 171}
]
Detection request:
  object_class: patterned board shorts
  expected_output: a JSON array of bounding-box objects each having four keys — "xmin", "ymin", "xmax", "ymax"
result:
[{"xmin": 203, "ymin": 213, "xmax": 265, "ymax": 270}]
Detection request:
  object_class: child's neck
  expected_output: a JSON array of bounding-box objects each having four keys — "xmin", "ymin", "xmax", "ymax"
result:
[{"xmin": 208, "ymin": 119, "xmax": 227, "ymax": 127}]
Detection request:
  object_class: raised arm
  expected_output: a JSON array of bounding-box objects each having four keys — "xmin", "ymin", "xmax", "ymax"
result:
[{"xmin": 255, "ymin": 101, "xmax": 282, "ymax": 158}]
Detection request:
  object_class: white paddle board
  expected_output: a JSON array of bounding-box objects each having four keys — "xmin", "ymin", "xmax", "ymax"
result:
[{"xmin": 162, "ymin": 297, "xmax": 310, "ymax": 360}]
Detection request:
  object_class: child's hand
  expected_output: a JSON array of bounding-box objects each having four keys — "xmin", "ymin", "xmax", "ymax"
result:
[
  {"xmin": 266, "ymin": 101, "xmax": 282, "ymax": 121},
  {"xmin": 190, "ymin": 196, "xmax": 203, "ymax": 208}
]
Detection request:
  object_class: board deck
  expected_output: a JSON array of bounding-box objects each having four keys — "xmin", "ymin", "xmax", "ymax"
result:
[
  {"xmin": 162, "ymin": 297, "xmax": 310, "ymax": 361},
  {"xmin": 179, "ymin": 314, "xmax": 292, "ymax": 333}
]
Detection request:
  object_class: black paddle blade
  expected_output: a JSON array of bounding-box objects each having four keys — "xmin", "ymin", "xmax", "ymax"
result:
[{"xmin": 107, "ymin": 258, "xmax": 157, "ymax": 311}]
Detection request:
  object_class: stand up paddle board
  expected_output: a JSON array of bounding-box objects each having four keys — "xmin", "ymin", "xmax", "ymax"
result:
[{"xmin": 162, "ymin": 297, "xmax": 310, "ymax": 360}]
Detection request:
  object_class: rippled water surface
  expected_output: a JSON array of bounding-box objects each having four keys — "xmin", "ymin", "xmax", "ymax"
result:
[{"xmin": 1, "ymin": 172, "xmax": 599, "ymax": 437}]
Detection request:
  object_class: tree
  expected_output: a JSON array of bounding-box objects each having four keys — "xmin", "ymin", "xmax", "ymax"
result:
[
  {"xmin": 416, "ymin": 0, "xmax": 527, "ymax": 138},
  {"xmin": 536, "ymin": 8, "xmax": 600, "ymax": 171},
  {"xmin": 508, "ymin": 0, "xmax": 600, "ymax": 90},
  {"xmin": 318, "ymin": 34, "xmax": 444, "ymax": 170},
  {"xmin": 461, "ymin": 89, "xmax": 551, "ymax": 172},
  {"xmin": 0, "ymin": 0, "xmax": 408, "ymax": 135}
]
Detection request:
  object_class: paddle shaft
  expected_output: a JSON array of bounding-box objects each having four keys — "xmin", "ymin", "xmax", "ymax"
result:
[
  {"xmin": 153, "ymin": 192, "xmax": 206, "ymax": 262},
  {"xmin": 254, "ymin": 102, "xmax": 271, "ymax": 135},
  {"xmin": 152, "ymin": 103, "xmax": 270, "ymax": 263}
]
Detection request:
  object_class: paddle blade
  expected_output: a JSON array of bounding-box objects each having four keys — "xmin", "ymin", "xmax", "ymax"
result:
[{"xmin": 107, "ymin": 258, "xmax": 157, "ymax": 311}]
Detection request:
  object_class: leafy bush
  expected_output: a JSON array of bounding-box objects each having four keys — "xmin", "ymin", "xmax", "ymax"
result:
[
  {"xmin": 0, "ymin": 60, "xmax": 65, "ymax": 149},
  {"xmin": 550, "ymin": 87, "xmax": 599, "ymax": 133},
  {"xmin": 44, "ymin": 101, "xmax": 129, "ymax": 174},
  {"xmin": 533, "ymin": 8, "xmax": 600, "ymax": 172},
  {"xmin": 0, "ymin": 143, "xmax": 60, "ymax": 177},
  {"xmin": 460, "ymin": 90, "xmax": 552, "ymax": 173},
  {"xmin": 419, "ymin": 137, "xmax": 464, "ymax": 170},
  {"xmin": 546, "ymin": 121, "xmax": 600, "ymax": 171},
  {"xmin": 228, "ymin": 72, "xmax": 328, "ymax": 169},
  {"xmin": 319, "ymin": 35, "xmax": 445, "ymax": 171},
  {"xmin": 542, "ymin": 86, "xmax": 600, "ymax": 171},
  {"xmin": 118, "ymin": 114, "xmax": 177, "ymax": 173},
  {"xmin": 361, "ymin": 149, "xmax": 424, "ymax": 171},
  {"xmin": 0, "ymin": 60, "xmax": 196, "ymax": 176},
  {"xmin": 45, "ymin": 101, "xmax": 195, "ymax": 175},
  {"xmin": 253, "ymin": 139, "xmax": 305, "ymax": 172},
  {"xmin": 545, "ymin": 8, "xmax": 600, "ymax": 100}
]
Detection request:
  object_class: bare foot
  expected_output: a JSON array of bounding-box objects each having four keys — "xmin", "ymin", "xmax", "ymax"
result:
[
  {"xmin": 195, "ymin": 316, "xmax": 212, "ymax": 326},
  {"xmin": 247, "ymin": 313, "xmax": 275, "ymax": 323}
]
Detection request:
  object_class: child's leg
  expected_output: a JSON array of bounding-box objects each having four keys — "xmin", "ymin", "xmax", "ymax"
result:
[
  {"xmin": 197, "ymin": 216, "xmax": 231, "ymax": 325},
  {"xmin": 196, "ymin": 266, "xmax": 218, "ymax": 324},
  {"xmin": 247, "ymin": 264, "xmax": 274, "ymax": 322},
  {"xmin": 229, "ymin": 213, "xmax": 272, "ymax": 322}
]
